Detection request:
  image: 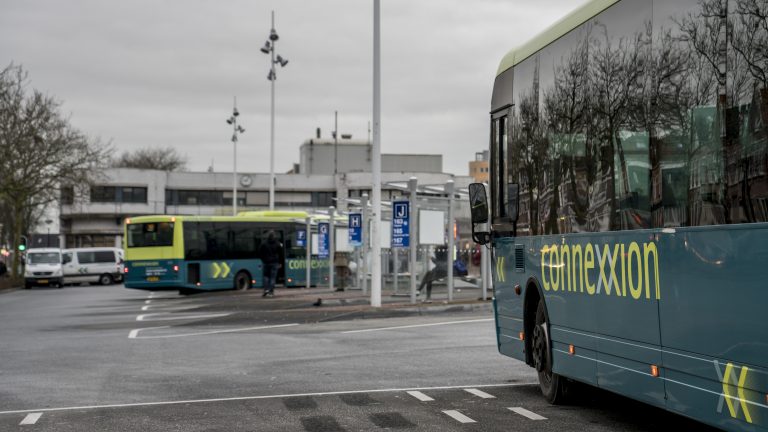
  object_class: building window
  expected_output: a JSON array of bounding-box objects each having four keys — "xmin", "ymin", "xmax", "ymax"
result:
[
  {"xmin": 91, "ymin": 186, "xmax": 147, "ymax": 203},
  {"xmin": 121, "ymin": 187, "xmax": 147, "ymax": 203},
  {"xmin": 61, "ymin": 186, "xmax": 74, "ymax": 205},
  {"xmin": 91, "ymin": 186, "xmax": 117, "ymax": 203}
]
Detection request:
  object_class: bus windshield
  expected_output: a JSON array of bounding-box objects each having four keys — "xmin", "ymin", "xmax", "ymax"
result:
[{"xmin": 127, "ymin": 222, "xmax": 174, "ymax": 248}]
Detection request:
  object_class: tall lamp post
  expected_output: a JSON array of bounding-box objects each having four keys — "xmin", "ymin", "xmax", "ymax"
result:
[
  {"xmin": 226, "ymin": 100, "xmax": 245, "ymax": 216},
  {"xmin": 260, "ymin": 10, "xmax": 289, "ymax": 211}
]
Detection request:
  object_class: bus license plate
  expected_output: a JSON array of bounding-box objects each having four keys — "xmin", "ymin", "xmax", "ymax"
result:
[{"xmin": 146, "ymin": 276, "xmax": 160, "ymax": 282}]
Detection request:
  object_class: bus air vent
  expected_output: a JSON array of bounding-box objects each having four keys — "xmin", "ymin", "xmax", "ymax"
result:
[{"xmin": 515, "ymin": 245, "xmax": 525, "ymax": 272}]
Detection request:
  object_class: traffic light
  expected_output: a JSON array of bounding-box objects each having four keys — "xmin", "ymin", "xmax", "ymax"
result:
[{"xmin": 18, "ymin": 236, "xmax": 27, "ymax": 252}]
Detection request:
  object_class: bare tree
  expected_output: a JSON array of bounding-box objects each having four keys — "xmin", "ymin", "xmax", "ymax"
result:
[
  {"xmin": 0, "ymin": 63, "xmax": 108, "ymax": 277},
  {"xmin": 112, "ymin": 146, "xmax": 187, "ymax": 171}
]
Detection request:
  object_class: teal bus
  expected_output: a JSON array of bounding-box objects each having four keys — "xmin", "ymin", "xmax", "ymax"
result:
[
  {"xmin": 123, "ymin": 211, "xmax": 328, "ymax": 292},
  {"xmin": 468, "ymin": 0, "xmax": 768, "ymax": 430}
]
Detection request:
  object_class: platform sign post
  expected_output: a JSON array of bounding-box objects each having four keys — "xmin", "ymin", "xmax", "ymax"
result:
[
  {"xmin": 349, "ymin": 213, "xmax": 363, "ymax": 247},
  {"xmin": 318, "ymin": 222, "xmax": 330, "ymax": 259},
  {"xmin": 392, "ymin": 201, "xmax": 409, "ymax": 248}
]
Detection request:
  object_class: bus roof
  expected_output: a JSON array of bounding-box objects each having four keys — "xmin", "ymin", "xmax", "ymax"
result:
[
  {"xmin": 127, "ymin": 211, "xmax": 311, "ymax": 225},
  {"xmin": 496, "ymin": 0, "xmax": 619, "ymax": 76}
]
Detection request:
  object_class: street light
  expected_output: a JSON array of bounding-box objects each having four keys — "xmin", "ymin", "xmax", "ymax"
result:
[
  {"xmin": 261, "ymin": 10, "xmax": 288, "ymax": 211},
  {"xmin": 45, "ymin": 219, "xmax": 53, "ymax": 248},
  {"xmin": 226, "ymin": 99, "xmax": 245, "ymax": 216}
]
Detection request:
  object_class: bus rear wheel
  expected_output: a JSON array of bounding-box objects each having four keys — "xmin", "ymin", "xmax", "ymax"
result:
[
  {"xmin": 533, "ymin": 300, "xmax": 571, "ymax": 404},
  {"xmin": 234, "ymin": 271, "xmax": 251, "ymax": 291}
]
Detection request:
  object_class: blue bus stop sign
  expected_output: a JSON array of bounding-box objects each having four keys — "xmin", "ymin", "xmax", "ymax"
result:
[
  {"xmin": 296, "ymin": 229, "xmax": 306, "ymax": 247},
  {"xmin": 349, "ymin": 213, "xmax": 362, "ymax": 247},
  {"xmin": 318, "ymin": 222, "xmax": 330, "ymax": 258},
  {"xmin": 392, "ymin": 201, "xmax": 409, "ymax": 248}
]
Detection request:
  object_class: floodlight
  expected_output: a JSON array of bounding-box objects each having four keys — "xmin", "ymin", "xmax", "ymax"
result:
[
  {"xmin": 260, "ymin": 41, "xmax": 271, "ymax": 54},
  {"xmin": 269, "ymin": 29, "xmax": 279, "ymax": 41},
  {"xmin": 276, "ymin": 55, "xmax": 288, "ymax": 67}
]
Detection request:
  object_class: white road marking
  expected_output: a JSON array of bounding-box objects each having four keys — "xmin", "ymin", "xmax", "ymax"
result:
[
  {"xmin": 406, "ymin": 391, "xmax": 434, "ymax": 402},
  {"xmin": 129, "ymin": 323, "xmax": 299, "ymax": 339},
  {"xmin": 464, "ymin": 388, "xmax": 495, "ymax": 399},
  {"xmin": 0, "ymin": 383, "xmax": 535, "ymax": 415},
  {"xmin": 19, "ymin": 412, "xmax": 42, "ymax": 425},
  {"xmin": 144, "ymin": 300, "xmax": 151, "ymax": 304},
  {"xmin": 141, "ymin": 305, "xmax": 150, "ymax": 311},
  {"xmin": 136, "ymin": 313, "xmax": 229, "ymax": 322},
  {"xmin": 442, "ymin": 410, "xmax": 476, "ymax": 424},
  {"xmin": 342, "ymin": 318, "xmax": 493, "ymax": 334},
  {"xmin": 508, "ymin": 407, "xmax": 547, "ymax": 420},
  {"xmin": 128, "ymin": 326, "xmax": 170, "ymax": 339}
]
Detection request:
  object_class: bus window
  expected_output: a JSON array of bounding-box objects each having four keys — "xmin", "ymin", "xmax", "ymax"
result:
[{"xmin": 127, "ymin": 222, "xmax": 174, "ymax": 248}]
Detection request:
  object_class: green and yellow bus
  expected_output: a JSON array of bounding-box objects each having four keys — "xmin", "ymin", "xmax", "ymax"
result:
[
  {"xmin": 123, "ymin": 211, "xmax": 328, "ymax": 292},
  {"xmin": 469, "ymin": 0, "xmax": 768, "ymax": 430}
]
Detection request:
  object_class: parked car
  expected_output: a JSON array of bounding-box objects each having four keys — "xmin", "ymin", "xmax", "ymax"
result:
[
  {"xmin": 62, "ymin": 247, "xmax": 124, "ymax": 286},
  {"xmin": 24, "ymin": 248, "xmax": 64, "ymax": 289}
]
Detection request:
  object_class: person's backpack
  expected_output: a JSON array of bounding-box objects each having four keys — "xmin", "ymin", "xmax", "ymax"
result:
[{"xmin": 453, "ymin": 260, "xmax": 468, "ymax": 276}]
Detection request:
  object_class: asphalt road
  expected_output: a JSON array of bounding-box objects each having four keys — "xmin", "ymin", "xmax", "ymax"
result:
[{"xmin": 0, "ymin": 285, "xmax": 718, "ymax": 431}]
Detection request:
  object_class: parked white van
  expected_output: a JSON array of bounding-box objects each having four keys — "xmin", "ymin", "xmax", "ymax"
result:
[
  {"xmin": 24, "ymin": 248, "xmax": 64, "ymax": 289},
  {"xmin": 62, "ymin": 248, "xmax": 124, "ymax": 286}
]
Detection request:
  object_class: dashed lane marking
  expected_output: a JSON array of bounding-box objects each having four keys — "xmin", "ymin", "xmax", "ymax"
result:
[
  {"xmin": 509, "ymin": 407, "xmax": 547, "ymax": 420},
  {"xmin": 442, "ymin": 410, "xmax": 476, "ymax": 424},
  {"xmin": 406, "ymin": 391, "xmax": 434, "ymax": 402},
  {"xmin": 128, "ymin": 323, "xmax": 300, "ymax": 339},
  {"xmin": 464, "ymin": 388, "xmax": 496, "ymax": 399},
  {"xmin": 0, "ymin": 383, "xmax": 534, "ymax": 415},
  {"xmin": 341, "ymin": 318, "xmax": 493, "ymax": 334},
  {"xmin": 19, "ymin": 413, "xmax": 42, "ymax": 425},
  {"xmin": 135, "ymin": 313, "xmax": 230, "ymax": 322}
]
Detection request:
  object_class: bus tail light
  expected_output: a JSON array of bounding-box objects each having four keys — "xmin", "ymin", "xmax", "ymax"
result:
[
  {"xmin": 251, "ymin": 279, "xmax": 256, "ymax": 284},
  {"xmin": 650, "ymin": 365, "xmax": 659, "ymax": 377},
  {"xmin": 124, "ymin": 267, "xmax": 129, "ymax": 274},
  {"xmin": 287, "ymin": 278, "xmax": 293, "ymax": 284},
  {"xmin": 569, "ymin": 345, "xmax": 576, "ymax": 356},
  {"xmin": 196, "ymin": 282, "xmax": 201, "ymax": 287},
  {"xmin": 173, "ymin": 265, "xmax": 179, "ymax": 272},
  {"xmin": 519, "ymin": 332, "xmax": 524, "ymax": 341}
]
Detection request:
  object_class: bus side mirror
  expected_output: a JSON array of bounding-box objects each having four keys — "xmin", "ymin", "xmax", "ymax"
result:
[{"xmin": 469, "ymin": 183, "xmax": 491, "ymax": 245}]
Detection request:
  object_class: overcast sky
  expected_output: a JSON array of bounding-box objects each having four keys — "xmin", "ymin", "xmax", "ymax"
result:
[{"xmin": 2, "ymin": 0, "xmax": 579, "ymax": 176}]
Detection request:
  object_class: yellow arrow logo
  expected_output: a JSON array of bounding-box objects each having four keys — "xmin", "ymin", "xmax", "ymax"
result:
[
  {"xmin": 212, "ymin": 262, "xmax": 221, "ymax": 278},
  {"xmin": 220, "ymin": 262, "xmax": 231, "ymax": 278},
  {"xmin": 496, "ymin": 256, "xmax": 506, "ymax": 283},
  {"xmin": 211, "ymin": 262, "xmax": 232, "ymax": 279},
  {"xmin": 718, "ymin": 361, "xmax": 753, "ymax": 424}
]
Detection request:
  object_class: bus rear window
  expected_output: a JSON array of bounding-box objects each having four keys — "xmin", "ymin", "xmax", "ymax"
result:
[{"xmin": 127, "ymin": 222, "xmax": 174, "ymax": 248}]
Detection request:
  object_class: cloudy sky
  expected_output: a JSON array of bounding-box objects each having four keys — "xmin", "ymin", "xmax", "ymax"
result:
[{"xmin": 2, "ymin": 0, "xmax": 578, "ymax": 176}]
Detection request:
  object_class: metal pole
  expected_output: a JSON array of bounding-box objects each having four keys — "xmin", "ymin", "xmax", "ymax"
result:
[
  {"xmin": 408, "ymin": 177, "xmax": 418, "ymax": 304},
  {"xmin": 393, "ymin": 246, "xmax": 399, "ymax": 294},
  {"xmin": 305, "ymin": 216, "xmax": 312, "ymax": 288},
  {"xmin": 481, "ymin": 243, "xmax": 488, "ymax": 301},
  {"xmin": 371, "ymin": 0, "xmax": 382, "ymax": 307},
  {"xmin": 329, "ymin": 206, "xmax": 335, "ymax": 291},
  {"xmin": 446, "ymin": 180, "xmax": 455, "ymax": 301},
  {"xmin": 334, "ymin": 110, "xmax": 338, "ymax": 175},
  {"xmin": 269, "ymin": 11, "xmax": 276, "ymax": 211},
  {"xmin": 361, "ymin": 193, "xmax": 369, "ymax": 295}
]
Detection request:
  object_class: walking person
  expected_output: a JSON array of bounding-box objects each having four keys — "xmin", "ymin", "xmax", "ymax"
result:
[
  {"xmin": 259, "ymin": 231, "xmax": 282, "ymax": 297},
  {"xmin": 417, "ymin": 246, "xmax": 448, "ymax": 302}
]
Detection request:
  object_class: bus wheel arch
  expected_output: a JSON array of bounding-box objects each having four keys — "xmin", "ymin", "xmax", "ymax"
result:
[
  {"xmin": 524, "ymin": 277, "xmax": 571, "ymax": 404},
  {"xmin": 234, "ymin": 270, "xmax": 252, "ymax": 291}
]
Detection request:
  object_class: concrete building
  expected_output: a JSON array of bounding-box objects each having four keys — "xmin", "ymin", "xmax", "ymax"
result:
[
  {"xmin": 469, "ymin": 150, "xmax": 490, "ymax": 183},
  {"xmin": 59, "ymin": 139, "xmax": 472, "ymax": 248}
]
